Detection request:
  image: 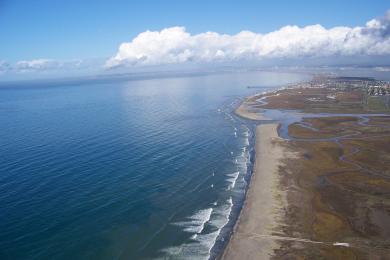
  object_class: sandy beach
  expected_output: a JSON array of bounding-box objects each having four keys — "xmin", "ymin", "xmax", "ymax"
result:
[
  {"xmin": 222, "ymin": 124, "xmax": 286, "ymax": 260},
  {"xmin": 235, "ymin": 95, "xmax": 270, "ymax": 121}
]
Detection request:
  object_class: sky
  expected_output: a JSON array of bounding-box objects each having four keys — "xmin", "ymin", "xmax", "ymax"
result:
[{"xmin": 0, "ymin": 0, "xmax": 389, "ymax": 80}]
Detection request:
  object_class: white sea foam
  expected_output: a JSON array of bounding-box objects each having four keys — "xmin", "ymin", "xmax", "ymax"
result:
[
  {"xmin": 172, "ymin": 208, "xmax": 213, "ymax": 234},
  {"xmin": 234, "ymin": 147, "xmax": 249, "ymax": 174},
  {"xmin": 240, "ymin": 127, "xmax": 250, "ymax": 146},
  {"xmin": 160, "ymin": 198, "xmax": 233, "ymax": 260},
  {"xmin": 159, "ymin": 116, "xmax": 250, "ymax": 259},
  {"xmin": 244, "ymin": 136, "xmax": 249, "ymax": 146},
  {"xmin": 227, "ymin": 172, "xmax": 239, "ymax": 190},
  {"xmin": 194, "ymin": 197, "xmax": 233, "ymax": 254},
  {"xmin": 242, "ymin": 125, "xmax": 249, "ymax": 137},
  {"xmin": 225, "ymin": 113, "xmax": 234, "ymax": 122}
]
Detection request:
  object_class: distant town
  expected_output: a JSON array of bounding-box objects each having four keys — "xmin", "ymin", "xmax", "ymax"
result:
[
  {"xmin": 311, "ymin": 76, "xmax": 390, "ymax": 96},
  {"xmin": 308, "ymin": 76, "xmax": 390, "ymax": 110}
]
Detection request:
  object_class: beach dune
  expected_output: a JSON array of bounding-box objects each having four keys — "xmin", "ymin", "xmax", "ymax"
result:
[{"xmin": 222, "ymin": 124, "xmax": 286, "ymax": 260}]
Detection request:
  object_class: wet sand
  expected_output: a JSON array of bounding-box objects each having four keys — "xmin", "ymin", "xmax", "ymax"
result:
[{"xmin": 222, "ymin": 124, "xmax": 286, "ymax": 260}]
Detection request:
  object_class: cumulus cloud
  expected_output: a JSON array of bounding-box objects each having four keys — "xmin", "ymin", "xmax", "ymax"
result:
[{"xmin": 106, "ymin": 10, "xmax": 390, "ymax": 68}]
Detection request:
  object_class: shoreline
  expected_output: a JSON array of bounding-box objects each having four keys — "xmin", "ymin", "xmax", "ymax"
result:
[
  {"xmin": 234, "ymin": 94, "xmax": 270, "ymax": 121},
  {"xmin": 222, "ymin": 76, "xmax": 390, "ymax": 258},
  {"xmin": 222, "ymin": 123, "xmax": 287, "ymax": 260}
]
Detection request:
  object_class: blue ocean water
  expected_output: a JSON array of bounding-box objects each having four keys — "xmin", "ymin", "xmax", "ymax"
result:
[{"xmin": 0, "ymin": 71, "xmax": 307, "ymax": 260}]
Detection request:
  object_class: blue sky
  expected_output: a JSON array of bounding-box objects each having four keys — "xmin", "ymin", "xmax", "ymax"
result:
[
  {"xmin": 0, "ymin": 0, "xmax": 389, "ymax": 80},
  {"xmin": 1, "ymin": 0, "xmax": 388, "ymax": 62}
]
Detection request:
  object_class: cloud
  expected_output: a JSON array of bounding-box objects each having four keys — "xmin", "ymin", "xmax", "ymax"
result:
[
  {"xmin": 15, "ymin": 59, "xmax": 62, "ymax": 72},
  {"xmin": 0, "ymin": 60, "xmax": 11, "ymax": 74},
  {"xmin": 2, "ymin": 59, "xmax": 84, "ymax": 73},
  {"xmin": 0, "ymin": 59, "xmax": 91, "ymax": 79},
  {"xmin": 374, "ymin": 66, "xmax": 390, "ymax": 72},
  {"xmin": 106, "ymin": 10, "xmax": 390, "ymax": 68}
]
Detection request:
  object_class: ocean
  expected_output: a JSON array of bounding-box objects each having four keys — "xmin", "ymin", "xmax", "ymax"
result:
[{"xmin": 0, "ymin": 71, "xmax": 307, "ymax": 259}]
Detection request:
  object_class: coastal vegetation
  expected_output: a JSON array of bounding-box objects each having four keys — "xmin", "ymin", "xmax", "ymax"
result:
[
  {"xmin": 228, "ymin": 76, "xmax": 390, "ymax": 259},
  {"xmin": 280, "ymin": 115, "xmax": 390, "ymax": 258}
]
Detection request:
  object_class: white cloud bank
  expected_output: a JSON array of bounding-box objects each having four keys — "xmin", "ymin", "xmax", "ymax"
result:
[
  {"xmin": 15, "ymin": 59, "xmax": 61, "ymax": 72},
  {"xmin": 106, "ymin": 10, "xmax": 390, "ymax": 68},
  {"xmin": 0, "ymin": 59, "xmax": 84, "ymax": 74},
  {"xmin": 0, "ymin": 58, "xmax": 93, "ymax": 80}
]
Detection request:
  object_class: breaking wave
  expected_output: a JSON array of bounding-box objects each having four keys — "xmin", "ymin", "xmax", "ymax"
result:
[{"xmin": 160, "ymin": 198, "xmax": 233, "ymax": 260}]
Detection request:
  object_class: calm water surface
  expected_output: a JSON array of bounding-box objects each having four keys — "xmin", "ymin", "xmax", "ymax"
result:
[{"xmin": 0, "ymin": 71, "xmax": 307, "ymax": 259}]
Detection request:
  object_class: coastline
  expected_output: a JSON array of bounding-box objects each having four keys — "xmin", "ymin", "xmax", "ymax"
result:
[
  {"xmin": 235, "ymin": 95, "xmax": 270, "ymax": 121},
  {"xmin": 223, "ymin": 76, "xmax": 390, "ymax": 258},
  {"xmin": 222, "ymin": 123, "xmax": 287, "ymax": 260}
]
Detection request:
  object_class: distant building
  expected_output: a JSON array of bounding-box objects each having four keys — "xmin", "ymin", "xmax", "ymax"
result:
[{"xmin": 367, "ymin": 85, "xmax": 390, "ymax": 96}]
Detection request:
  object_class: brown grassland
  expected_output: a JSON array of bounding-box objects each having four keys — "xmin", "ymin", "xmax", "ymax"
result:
[{"xmin": 275, "ymin": 115, "xmax": 390, "ymax": 259}]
